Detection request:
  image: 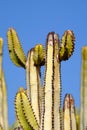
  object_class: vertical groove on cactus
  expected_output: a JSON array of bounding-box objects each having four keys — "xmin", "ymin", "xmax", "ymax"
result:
[
  {"xmin": 7, "ymin": 28, "xmax": 26, "ymax": 68},
  {"xmin": 63, "ymin": 94, "xmax": 77, "ymax": 130},
  {"xmin": 80, "ymin": 46, "xmax": 87, "ymax": 130},
  {"xmin": 26, "ymin": 49, "xmax": 40, "ymax": 124},
  {"xmin": 15, "ymin": 87, "xmax": 39, "ymax": 130}
]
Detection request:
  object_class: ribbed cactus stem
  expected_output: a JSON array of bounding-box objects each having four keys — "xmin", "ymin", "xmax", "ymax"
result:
[
  {"xmin": 80, "ymin": 46, "xmax": 87, "ymax": 130},
  {"xmin": 2, "ymin": 71, "xmax": 8, "ymax": 130},
  {"xmin": 0, "ymin": 38, "xmax": 3, "ymax": 127},
  {"xmin": 41, "ymin": 32, "xmax": 61, "ymax": 130},
  {"xmin": 15, "ymin": 87, "xmax": 39, "ymax": 130},
  {"xmin": 53, "ymin": 33, "xmax": 61, "ymax": 130},
  {"xmin": 26, "ymin": 49, "xmax": 41, "ymax": 124},
  {"xmin": 63, "ymin": 94, "xmax": 77, "ymax": 130}
]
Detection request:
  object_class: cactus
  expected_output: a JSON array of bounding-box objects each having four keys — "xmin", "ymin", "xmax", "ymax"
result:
[
  {"xmin": 0, "ymin": 38, "xmax": 8, "ymax": 130},
  {"xmin": 80, "ymin": 46, "xmax": 87, "ymax": 130},
  {"xmin": 63, "ymin": 94, "xmax": 77, "ymax": 130},
  {"xmin": 7, "ymin": 28, "xmax": 75, "ymax": 130},
  {"xmin": 7, "ymin": 28, "xmax": 26, "ymax": 68}
]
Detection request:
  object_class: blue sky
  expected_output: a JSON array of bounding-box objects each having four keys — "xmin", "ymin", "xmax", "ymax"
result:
[{"xmin": 0, "ymin": 0, "xmax": 87, "ymax": 126}]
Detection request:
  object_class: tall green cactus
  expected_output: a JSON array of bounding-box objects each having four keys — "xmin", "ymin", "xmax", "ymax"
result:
[
  {"xmin": 80, "ymin": 46, "xmax": 87, "ymax": 130},
  {"xmin": 7, "ymin": 28, "xmax": 75, "ymax": 130},
  {"xmin": 0, "ymin": 38, "xmax": 8, "ymax": 130}
]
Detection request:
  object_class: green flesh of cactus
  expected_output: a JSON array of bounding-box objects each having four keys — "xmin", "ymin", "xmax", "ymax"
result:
[
  {"xmin": 59, "ymin": 30, "xmax": 75, "ymax": 61},
  {"xmin": 7, "ymin": 28, "xmax": 26, "ymax": 68},
  {"xmin": 15, "ymin": 87, "xmax": 39, "ymax": 130},
  {"xmin": 33, "ymin": 44, "xmax": 45, "ymax": 66},
  {"xmin": 80, "ymin": 46, "xmax": 87, "ymax": 130}
]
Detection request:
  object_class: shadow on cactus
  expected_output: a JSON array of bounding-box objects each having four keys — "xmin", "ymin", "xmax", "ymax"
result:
[{"xmin": 7, "ymin": 28, "xmax": 75, "ymax": 130}]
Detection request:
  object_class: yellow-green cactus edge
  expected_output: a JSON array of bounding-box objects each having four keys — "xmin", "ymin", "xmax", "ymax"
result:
[
  {"xmin": 15, "ymin": 87, "xmax": 39, "ymax": 130},
  {"xmin": 59, "ymin": 30, "xmax": 75, "ymax": 61},
  {"xmin": 7, "ymin": 28, "xmax": 26, "ymax": 68}
]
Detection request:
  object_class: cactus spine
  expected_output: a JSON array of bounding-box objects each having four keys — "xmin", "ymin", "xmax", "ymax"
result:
[
  {"xmin": 80, "ymin": 46, "xmax": 87, "ymax": 130},
  {"xmin": 7, "ymin": 28, "xmax": 75, "ymax": 130}
]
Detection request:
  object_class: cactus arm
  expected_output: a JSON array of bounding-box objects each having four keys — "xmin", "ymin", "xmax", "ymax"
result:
[
  {"xmin": 7, "ymin": 28, "xmax": 26, "ymax": 68},
  {"xmin": 2, "ymin": 70, "xmax": 8, "ymax": 130},
  {"xmin": 15, "ymin": 90, "xmax": 32, "ymax": 130},
  {"xmin": 63, "ymin": 94, "xmax": 77, "ymax": 130},
  {"xmin": 59, "ymin": 30, "xmax": 75, "ymax": 61},
  {"xmin": 80, "ymin": 46, "xmax": 87, "ymax": 130},
  {"xmin": 7, "ymin": 30, "xmax": 22, "ymax": 67},
  {"xmin": 26, "ymin": 44, "xmax": 45, "ymax": 124},
  {"xmin": 0, "ymin": 38, "xmax": 3, "ymax": 127},
  {"xmin": 15, "ymin": 87, "xmax": 39, "ymax": 130},
  {"xmin": 26, "ymin": 49, "xmax": 41, "ymax": 124}
]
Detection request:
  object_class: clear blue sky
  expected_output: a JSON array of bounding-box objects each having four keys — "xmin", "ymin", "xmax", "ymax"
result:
[{"xmin": 0, "ymin": 0, "xmax": 87, "ymax": 126}]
